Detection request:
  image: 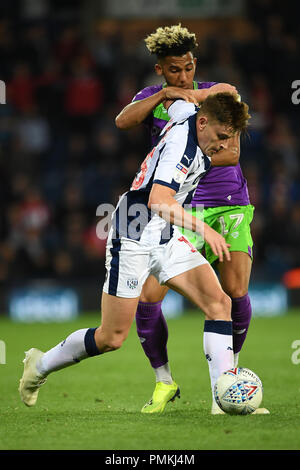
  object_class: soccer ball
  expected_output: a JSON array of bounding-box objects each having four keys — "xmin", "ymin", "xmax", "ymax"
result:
[{"xmin": 214, "ymin": 367, "xmax": 263, "ymax": 415}]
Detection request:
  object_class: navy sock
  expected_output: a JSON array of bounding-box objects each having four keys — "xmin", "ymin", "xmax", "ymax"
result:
[{"xmin": 84, "ymin": 328, "xmax": 101, "ymax": 357}]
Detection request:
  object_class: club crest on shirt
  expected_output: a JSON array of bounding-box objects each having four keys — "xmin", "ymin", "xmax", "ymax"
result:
[
  {"xmin": 127, "ymin": 278, "xmax": 139, "ymax": 289},
  {"xmin": 173, "ymin": 163, "xmax": 188, "ymax": 183}
]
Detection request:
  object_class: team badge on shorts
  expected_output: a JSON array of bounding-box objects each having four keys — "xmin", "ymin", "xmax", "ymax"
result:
[{"xmin": 127, "ymin": 278, "xmax": 139, "ymax": 289}]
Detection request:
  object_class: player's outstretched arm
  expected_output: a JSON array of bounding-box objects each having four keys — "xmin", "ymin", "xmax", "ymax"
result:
[
  {"xmin": 193, "ymin": 83, "xmax": 239, "ymax": 104},
  {"xmin": 115, "ymin": 90, "xmax": 167, "ymax": 129},
  {"xmin": 115, "ymin": 87, "xmax": 199, "ymax": 130},
  {"xmin": 148, "ymin": 184, "xmax": 230, "ymax": 262}
]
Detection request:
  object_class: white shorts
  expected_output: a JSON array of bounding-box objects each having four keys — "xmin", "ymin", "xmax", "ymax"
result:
[{"xmin": 103, "ymin": 228, "xmax": 208, "ymax": 298}]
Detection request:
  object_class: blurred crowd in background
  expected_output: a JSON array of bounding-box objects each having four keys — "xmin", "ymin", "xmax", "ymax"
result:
[{"xmin": 0, "ymin": 0, "xmax": 299, "ymax": 287}]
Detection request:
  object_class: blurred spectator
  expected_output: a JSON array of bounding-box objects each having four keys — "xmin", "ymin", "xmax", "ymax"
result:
[
  {"xmin": 116, "ymin": 74, "xmax": 140, "ymax": 110},
  {"xmin": 52, "ymin": 212, "xmax": 90, "ymax": 280},
  {"xmin": 55, "ymin": 182, "xmax": 86, "ymax": 230},
  {"xmin": 7, "ymin": 62, "xmax": 36, "ymax": 112},
  {"xmin": 19, "ymin": 186, "xmax": 51, "ymax": 231},
  {"xmin": 265, "ymin": 115, "xmax": 299, "ymax": 177},
  {"xmin": 285, "ymin": 203, "xmax": 300, "ymax": 268},
  {"xmin": 54, "ymin": 25, "xmax": 81, "ymax": 65},
  {"xmin": 14, "ymin": 106, "xmax": 51, "ymax": 156},
  {"xmin": 64, "ymin": 53, "xmax": 104, "ymax": 134},
  {"xmin": 1, "ymin": 188, "xmax": 52, "ymax": 281},
  {"xmin": 35, "ymin": 57, "xmax": 64, "ymax": 121},
  {"xmin": 0, "ymin": 3, "xmax": 299, "ymax": 286},
  {"xmin": 20, "ymin": 0, "xmax": 49, "ymax": 21}
]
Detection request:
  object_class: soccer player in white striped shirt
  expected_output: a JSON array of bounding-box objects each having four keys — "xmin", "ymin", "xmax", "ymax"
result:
[{"xmin": 19, "ymin": 93, "xmax": 250, "ymax": 411}]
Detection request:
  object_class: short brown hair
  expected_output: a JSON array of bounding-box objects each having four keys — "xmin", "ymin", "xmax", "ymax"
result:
[
  {"xmin": 197, "ymin": 92, "xmax": 250, "ymax": 133},
  {"xmin": 145, "ymin": 24, "xmax": 198, "ymax": 59}
]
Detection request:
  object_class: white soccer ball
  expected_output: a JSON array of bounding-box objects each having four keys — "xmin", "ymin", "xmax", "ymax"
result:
[{"xmin": 214, "ymin": 367, "xmax": 263, "ymax": 415}]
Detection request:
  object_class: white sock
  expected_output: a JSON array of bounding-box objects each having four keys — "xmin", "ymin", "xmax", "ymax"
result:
[
  {"xmin": 154, "ymin": 362, "xmax": 173, "ymax": 385},
  {"xmin": 234, "ymin": 352, "xmax": 239, "ymax": 367},
  {"xmin": 37, "ymin": 328, "xmax": 94, "ymax": 376},
  {"xmin": 203, "ymin": 320, "xmax": 234, "ymax": 402}
]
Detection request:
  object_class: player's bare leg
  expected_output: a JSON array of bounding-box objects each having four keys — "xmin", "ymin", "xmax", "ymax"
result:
[
  {"xmin": 165, "ymin": 263, "xmax": 233, "ymax": 415},
  {"xmin": 94, "ymin": 293, "xmax": 139, "ymax": 352},
  {"xmin": 140, "ymin": 262, "xmax": 233, "ymax": 415},
  {"xmin": 140, "ymin": 275, "xmax": 169, "ymax": 303},
  {"xmin": 217, "ymin": 251, "xmax": 270, "ymax": 414},
  {"xmin": 19, "ymin": 292, "xmax": 140, "ymax": 407},
  {"xmin": 217, "ymin": 251, "xmax": 252, "ymax": 367},
  {"xmin": 166, "ymin": 263, "xmax": 231, "ymax": 321}
]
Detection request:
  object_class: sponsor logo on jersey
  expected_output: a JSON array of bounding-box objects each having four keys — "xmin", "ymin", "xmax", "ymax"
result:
[
  {"xmin": 182, "ymin": 154, "xmax": 193, "ymax": 166},
  {"xmin": 176, "ymin": 163, "xmax": 188, "ymax": 174}
]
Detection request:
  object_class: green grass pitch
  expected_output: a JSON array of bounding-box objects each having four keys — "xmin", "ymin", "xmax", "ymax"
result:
[{"xmin": 1, "ymin": 309, "xmax": 300, "ymax": 450}]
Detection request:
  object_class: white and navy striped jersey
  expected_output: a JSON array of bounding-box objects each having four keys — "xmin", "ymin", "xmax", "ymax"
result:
[{"xmin": 111, "ymin": 100, "xmax": 211, "ymax": 245}]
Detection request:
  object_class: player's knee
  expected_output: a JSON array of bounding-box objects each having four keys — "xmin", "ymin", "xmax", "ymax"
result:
[
  {"xmin": 139, "ymin": 291, "xmax": 152, "ymax": 303},
  {"xmin": 221, "ymin": 278, "xmax": 249, "ymax": 298},
  {"xmin": 227, "ymin": 286, "xmax": 248, "ymax": 298},
  {"xmin": 207, "ymin": 292, "xmax": 232, "ymax": 321},
  {"xmin": 139, "ymin": 292, "xmax": 162, "ymax": 303},
  {"xmin": 139, "ymin": 287, "xmax": 167, "ymax": 303},
  {"xmin": 101, "ymin": 338, "xmax": 123, "ymax": 353},
  {"xmin": 107, "ymin": 338, "xmax": 123, "ymax": 352},
  {"xmin": 95, "ymin": 330, "xmax": 126, "ymax": 353}
]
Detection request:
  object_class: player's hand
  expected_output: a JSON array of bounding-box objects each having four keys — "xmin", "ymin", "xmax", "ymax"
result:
[
  {"xmin": 207, "ymin": 83, "xmax": 239, "ymax": 97},
  {"xmin": 163, "ymin": 87, "xmax": 199, "ymax": 105},
  {"xmin": 203, "ymin": 224, "xmax": 231, "ymax": 262}
]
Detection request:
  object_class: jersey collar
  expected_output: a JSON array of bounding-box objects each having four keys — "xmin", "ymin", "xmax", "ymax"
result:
[{"xmin": 162, "ymin": 81, "xmax": 198, "ymax": 89}]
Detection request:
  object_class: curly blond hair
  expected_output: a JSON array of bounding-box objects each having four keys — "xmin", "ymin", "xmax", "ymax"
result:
[{"xmin": 144, "ymin": 24, "xmax": 198, "ymax": 58}]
